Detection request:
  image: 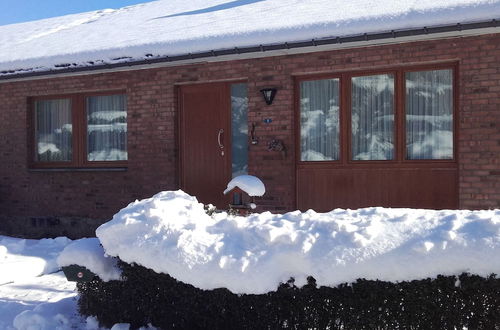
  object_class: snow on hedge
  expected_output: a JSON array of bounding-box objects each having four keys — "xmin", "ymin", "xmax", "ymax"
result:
[
  {"xmin": 96, "ymin": 190, "xmax": 500, "ymax": 294},
  {"xmin": 1, "ymin": 0, "xmax": 500, "ymax": 74},
  {"xmin": 57, "ymin": 238, "xmax": 121, "ymax": 281}
]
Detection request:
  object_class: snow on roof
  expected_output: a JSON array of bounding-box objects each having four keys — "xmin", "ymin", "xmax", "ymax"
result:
[{"xmin": 0, "ymin": 0, "xmax": 499, "ymax": 76}]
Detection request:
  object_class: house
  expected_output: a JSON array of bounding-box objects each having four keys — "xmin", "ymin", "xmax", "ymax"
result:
[{"xmin": 0, "ymin": 0, "xmax": 499, "ymax": 238}]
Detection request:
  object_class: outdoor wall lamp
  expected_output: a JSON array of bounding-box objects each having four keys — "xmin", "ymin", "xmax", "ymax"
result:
[{"xmin": 260, "ymin": 88, "xmax": 277, "ymax": 105}]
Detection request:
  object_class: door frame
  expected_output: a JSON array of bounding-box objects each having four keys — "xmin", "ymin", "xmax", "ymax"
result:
[{"xmin": 177, "ymin": 80, "xmax": 246, "ymax": 206}]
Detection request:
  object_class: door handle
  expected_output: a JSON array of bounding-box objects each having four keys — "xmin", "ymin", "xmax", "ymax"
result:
[{"xmin": 217, "ymin": 129, "xmax": 224, "ymax": 155}]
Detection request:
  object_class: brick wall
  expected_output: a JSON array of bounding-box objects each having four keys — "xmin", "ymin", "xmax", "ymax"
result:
[{"xmin": 0, "ymin": 33, "xmax": 499, "ymax": 238}]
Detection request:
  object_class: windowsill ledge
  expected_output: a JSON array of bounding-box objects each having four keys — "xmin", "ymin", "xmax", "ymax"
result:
[{"xmin": 28, "ymin": 167, "xmax": 127, "ymax": 172}]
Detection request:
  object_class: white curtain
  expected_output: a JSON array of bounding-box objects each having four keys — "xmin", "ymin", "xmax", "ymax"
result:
[
  {"xmin": 86, "ymin": 95, "xmax": 127, "ymax": 161},
  {"xmin": 35, "ymin": 99, "xmax": 72, "ymax": 162},
  {"xmin": 406, "ymin": 69, "xmax": 453, "ymax": 159},
  {"xmin": 351, "ymin": 74, "xmax": 394, "ymax": 160},
  {"xmin": 300, "ymin": 78, "xmax": 340, "ymax": 161}
]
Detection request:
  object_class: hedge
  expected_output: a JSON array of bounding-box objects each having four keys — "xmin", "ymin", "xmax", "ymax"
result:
[{"xmin": 77, "ymin": 260, "xmax": 500, "ymax": 329}]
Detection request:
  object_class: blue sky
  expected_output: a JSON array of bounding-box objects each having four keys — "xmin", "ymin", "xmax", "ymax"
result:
[{"xmin": 0, "ymin": 0, "xmax": 154, "ymax": 26}]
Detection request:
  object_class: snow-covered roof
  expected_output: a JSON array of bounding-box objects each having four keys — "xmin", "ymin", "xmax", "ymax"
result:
[{"xmin": 0, "ymin": 0, "xmax": 499, "ymax": 78}]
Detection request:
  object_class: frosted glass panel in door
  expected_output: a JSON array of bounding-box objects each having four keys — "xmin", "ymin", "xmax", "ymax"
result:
[{"xmin": 231, "ymin": 83, "xmax": 248, "ymax": 177}]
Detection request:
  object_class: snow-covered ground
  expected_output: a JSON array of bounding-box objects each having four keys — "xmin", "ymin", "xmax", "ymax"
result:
[
  {"xmin": 0, "ymin": 236, "xmax": 83, "ymax": 329},
  {"xmin": 0, "ymin": 236, "xmax": 150, "ymax": 330}
]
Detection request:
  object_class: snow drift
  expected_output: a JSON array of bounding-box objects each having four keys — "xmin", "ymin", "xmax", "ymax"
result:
[
  {"xmin": 96, "ymin": 190, "xmax": 500, "ymax": 294},
  {"xmin": 0, "ymin": 236, "xmax": 71, "ymax": 285}
]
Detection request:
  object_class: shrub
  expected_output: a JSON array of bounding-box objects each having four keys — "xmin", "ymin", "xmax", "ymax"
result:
[{"xmin": 77, "ymin": 260, "xmax": 500, "ymax": 329}]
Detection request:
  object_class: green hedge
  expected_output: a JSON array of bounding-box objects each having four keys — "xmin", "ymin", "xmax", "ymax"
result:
[{"xmin": 77, "ymin": 260, "xmax": 500, "ymax": 329}]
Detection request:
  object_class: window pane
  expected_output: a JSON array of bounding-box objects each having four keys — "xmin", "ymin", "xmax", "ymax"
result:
[
  {"xmin": 406, "ymin": 69, "xmax": 453, "ymax": 160},
  {"xmin": 86, "ymin": 95, "xmax": 127, "ymax": 161},
  {"xmin": 35, "ymin": 99, "xmax": 72, "ymax": 162},
  {"xmin": 231, "ymin": 83, "xmax": 248, "ymax": 178},
  {"xmin": 300, "ymin": 79, "xmax": 340, "ymax": 161},
  {"xmin": 351, "ymin": 74, "xmax": 394, "ymax": 160}
]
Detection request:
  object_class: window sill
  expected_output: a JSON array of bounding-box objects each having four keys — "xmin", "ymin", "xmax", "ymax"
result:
[
  {"xmin": 297, "ymin": 161, "xmax": 457, "ymax": 170},
  {"xmin": 28, "ymin": 167, "xmax": 127, "ymax": 172}
]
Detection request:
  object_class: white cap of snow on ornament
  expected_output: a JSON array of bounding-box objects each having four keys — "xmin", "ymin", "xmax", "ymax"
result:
[{"xmin": 223, "ymin": 175, "xmax": 265, "ymax": 197}]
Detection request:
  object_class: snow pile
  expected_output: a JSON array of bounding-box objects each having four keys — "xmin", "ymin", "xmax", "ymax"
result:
[
  {"xmin": 13, "ymin": 297, "xmax": 78, "ymax": 330},
  {"xmin": 96, "ymin": 190, "xmax": 500, "ymax": 294},
  {"xmin": 0, "ymin": 0, "xmax": 499, "ymax": 75},
  {"xmin": 0, "ymin": 271, "xmax": 78, "ymax": 330},
  {"xmin": 0, "ymin": 236, "xmax": 82, "ymax": 329},
  {"xmin": 223, "ymin": 175, "xmax": 265, "ymax": 197},
  {"xmin": 0, "ymin": 236, "xmax": 71, "ymax": 285},
  {"xmin": 0, "ymin": 235, "xmax": 148, "ymax": 329},
  {"xmin": 102, "ymin": 323, "xmax": 157, "ymax": 330},
  {"xmin": 57, "ymin": 238, "xmax": 122, "ymax": 282}
]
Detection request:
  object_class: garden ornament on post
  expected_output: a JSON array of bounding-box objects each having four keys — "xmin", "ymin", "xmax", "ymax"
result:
[{"xmin": 223, "ymin": 175, "xmax": 266, "ymax": 214}]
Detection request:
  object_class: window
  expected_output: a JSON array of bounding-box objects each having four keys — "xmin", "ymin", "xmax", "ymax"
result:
[
  {"xmin": 34, "ymin": 98, "xmax": 73, "ymax": 162},
  {"xmin": 298, "ymin": 66, "xmax": 455, "ymax": 163},
  {"xmin": 31, "ymin": 92, "xmax": 127, "ymax": 168},
  {"xmin": 351, "ymin": 74, "xmax": 394, "ymax": 160},
  {"xmin": 300, "ymin": 78, "xmax": 340, "ymax": 161},
  {"xmin": 86, "ymin": 95, "xmax": 127, "ymax": 162},
  {"xmin": 405, "ymin": 69, "xmax": 453, "ymax": 160}
]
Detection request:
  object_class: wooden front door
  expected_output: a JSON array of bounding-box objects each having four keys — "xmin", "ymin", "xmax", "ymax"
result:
[{"xmin": 179, "ymin": 83, "xmax": 231, "ymax": 208}]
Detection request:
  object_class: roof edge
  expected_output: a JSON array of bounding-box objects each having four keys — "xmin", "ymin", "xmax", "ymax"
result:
[{"xmin": 1, "ymin": 19, "xmax": 498, "ymax": 82}]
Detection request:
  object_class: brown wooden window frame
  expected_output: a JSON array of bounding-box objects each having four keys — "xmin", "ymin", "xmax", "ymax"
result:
[
  {"xmin": 28, "ymin": 91, "xmax": 128, "ymax": 169},
  {"xmin": 295, "ymin": 62, "xmax": 458, "ymax": 168}
]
